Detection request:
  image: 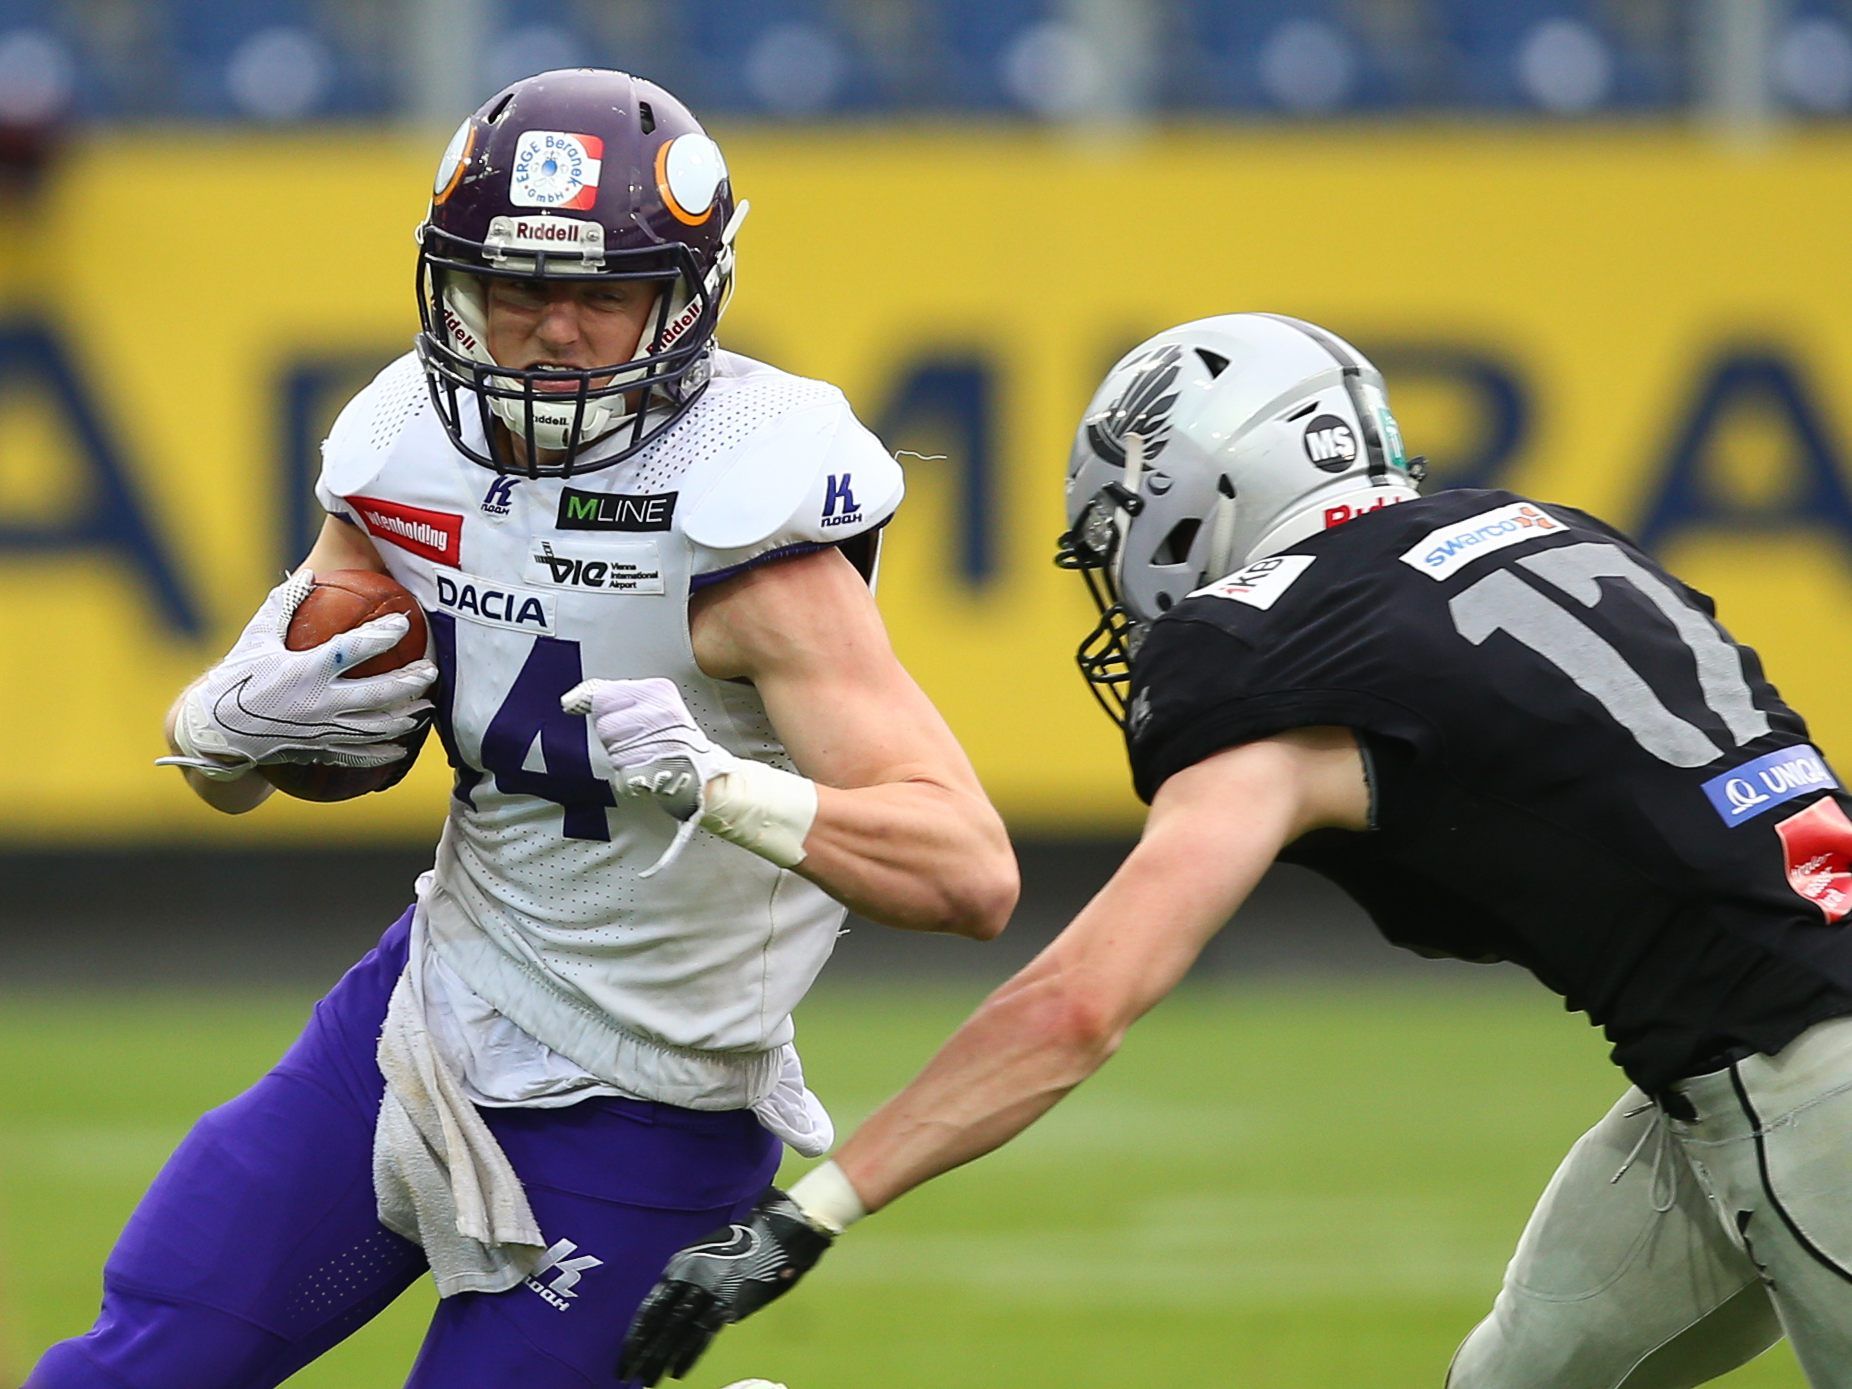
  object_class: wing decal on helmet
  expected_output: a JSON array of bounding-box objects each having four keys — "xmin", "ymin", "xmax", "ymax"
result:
[{"xmin": 1085, "ymin": 345, "xmax": 1182, "ymax": 469}]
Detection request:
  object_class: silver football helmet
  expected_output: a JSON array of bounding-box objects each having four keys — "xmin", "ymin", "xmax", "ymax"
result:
[{"xmin": 1057, "ymin": 313, "xmax": 1425, "ymax": 725}]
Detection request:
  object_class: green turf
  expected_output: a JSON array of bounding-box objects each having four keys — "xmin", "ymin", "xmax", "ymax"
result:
[{"xmin": 0, "ymin": 979, "xmax": 1804, "ymax": 1387}]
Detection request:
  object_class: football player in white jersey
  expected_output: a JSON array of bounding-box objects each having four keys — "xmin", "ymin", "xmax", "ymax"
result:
[{"xmin": 27, "ymin": 68, "xmax": 1015, "ymax": 1389}]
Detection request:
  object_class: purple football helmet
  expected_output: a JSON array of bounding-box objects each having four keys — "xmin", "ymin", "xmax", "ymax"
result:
[{"xmin": 415, "ymin": 68, "xmax": 745, "ymax": 476}]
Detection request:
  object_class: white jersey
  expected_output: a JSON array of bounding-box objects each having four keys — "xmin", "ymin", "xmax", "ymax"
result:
[{"xmin": 315, "ymin": 349, "xmax": 903, "ymax": 1110}]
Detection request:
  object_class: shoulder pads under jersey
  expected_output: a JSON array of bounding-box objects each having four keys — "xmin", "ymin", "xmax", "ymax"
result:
[
  {"xmin": 680, "ymin": 389, "xmax": 904, "ymax": 572},
  {"xmin": 315, "ymin": 353, "xmax": 429, "ymax": 513}
]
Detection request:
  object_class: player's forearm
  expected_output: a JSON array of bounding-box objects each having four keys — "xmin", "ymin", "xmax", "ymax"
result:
[
  {"xmin": 799, "ymin": 779, "xmax": 1018, "ymax": 938},
  {"xmin": 831, "ymin": 799, "xmax": 1290, "ymax": 1214},
  {"xmin": 163, "ymin": 686, "xmax": 275, "ymax": 814},
  {"xmin": 833, "ymin": 959, "xmax": 1114, "ymax": 1212}
]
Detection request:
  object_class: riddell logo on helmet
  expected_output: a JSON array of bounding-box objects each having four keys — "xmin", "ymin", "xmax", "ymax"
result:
[
  {"xmin": 443, "ymin": 307, "xmax": 479, "ymax": 355},
  {"xmin": 509, "ymin": 218, "xmax": 587, "ymax": 243},
  {"xmin": 657, "ymin": 301, "xmax": 704, "ymax": 352},
  {"xmin": 1324, "ymin": 494, "xmax": 1409, "ymax": 529}
]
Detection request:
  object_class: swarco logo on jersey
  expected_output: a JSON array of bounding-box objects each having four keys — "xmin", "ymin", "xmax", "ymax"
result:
[
  {"xmin": 1302, "ymin": 414, "xmax": 1358, "ymax": 472},
  {"xmin": 524, "ymin": 1238, "xmax": 604, "ymax": 1313},
  {"xmin": 510, "ymin": 130, "xmax": 604, "ymax": 211},
  {"xmin": 1188, "ymin": 554, "xmax": 1317, "ymax": 610},
  {"xmin": 434, "ymin": 572, "xmax": 555, "ymax": 634},
  {"xmin": 480, "ymin": 475, "xmax": 519, "ymax": 519},
  {"xmin": 557, "ymin": 488, "xmax": 678, "ymax": 532},
  {"xmin": 528, "ymin": 539, "xmax": 665, "ymax": 594},
  {"xmin": 821, "ymin": 473, "xmax": 861, "ymax": 529},
  {"xmin": 1399, "ymin": 502, "xmax": 1564, "ymax": 580},
  {"xmin": 348, "ymin": 495, "xmax": 463, "ymax": 567},
  {"xmin": 1703, "ymin": 744, "xmax": 1840, "ymax": 827}
]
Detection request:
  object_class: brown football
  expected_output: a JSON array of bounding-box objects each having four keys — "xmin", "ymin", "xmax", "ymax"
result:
[{"xmin": 258, "ymin": 570, "xmax": 431, "ymax": 803}]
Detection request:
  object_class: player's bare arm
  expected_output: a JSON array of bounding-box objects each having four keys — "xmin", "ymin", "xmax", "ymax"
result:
[
  {"xmin": 619, "ymin": 727, "xmax": 1364, "ymax": 1385},
  {"xmin": 161, "ymin": 514, "xmax": 422, "ymax": 814},
  {"xmin": 830, "ymin": 724, "xmax": 1367, "ymax": 1208},
  {"xmin": 688, "ymin": 545, "xmax": 1018, "ymax": 939}
]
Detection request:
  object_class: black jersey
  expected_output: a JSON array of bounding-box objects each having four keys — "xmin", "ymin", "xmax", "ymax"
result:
[{"xmin": 1125, "ymin": 488, "xmax": 1852, "ymax": 1092}]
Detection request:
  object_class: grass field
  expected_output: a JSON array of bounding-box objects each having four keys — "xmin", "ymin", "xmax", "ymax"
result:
[{"xmin": 0, "ymin": 977, "xmax": 1806, "ymax": 1388}]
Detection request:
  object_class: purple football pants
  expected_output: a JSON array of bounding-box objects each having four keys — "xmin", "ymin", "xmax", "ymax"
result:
[{"xmin": 26, "ymin": 909, "xmax": 781, "ymax": 1389}]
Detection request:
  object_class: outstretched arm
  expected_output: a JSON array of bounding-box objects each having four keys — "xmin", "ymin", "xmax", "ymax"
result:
[
  {"xmin": 619, "ymin": 726, "xmax": 1369, "ymax": 1384},
  {"xmin": 833, "ymin": 725, "xmax": 1366, "ymax": 1206}
]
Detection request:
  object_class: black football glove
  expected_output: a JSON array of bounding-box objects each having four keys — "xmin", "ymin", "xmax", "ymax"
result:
[{"xmin": 619, "ymin": 1186, "xmax": 834, "ymax": 1386}]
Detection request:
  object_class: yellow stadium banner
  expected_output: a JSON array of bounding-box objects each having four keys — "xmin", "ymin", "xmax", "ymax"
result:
[{"xmin": 3, "ymin": 127, "xmax": 1852, "ymax": 843}]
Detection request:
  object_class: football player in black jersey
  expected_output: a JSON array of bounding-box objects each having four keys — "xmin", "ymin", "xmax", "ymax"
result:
[{"xmin": 620, "ymin": 313, "xmax": 1852, "ymax": 1388}]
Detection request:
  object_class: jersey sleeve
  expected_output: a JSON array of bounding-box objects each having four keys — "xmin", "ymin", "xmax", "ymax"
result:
[{"xmin": 1125, "ymin": 587, "xmax": 1433, "ymax": 805}]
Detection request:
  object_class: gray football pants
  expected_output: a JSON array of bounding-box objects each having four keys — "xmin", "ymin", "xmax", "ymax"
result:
[{"xmin": 1449, "ymin": 1015, "xmax": 1852, "ymax": 1388}]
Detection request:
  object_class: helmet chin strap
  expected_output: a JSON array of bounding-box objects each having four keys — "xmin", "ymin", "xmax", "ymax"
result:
[
  {"xmin": 1106, "ymin": 431, "xmax": 1149, "ymax": 602},
  {"xmin": 1241, "ymin": 483, "xmax": 1420, "ymax": 565}
]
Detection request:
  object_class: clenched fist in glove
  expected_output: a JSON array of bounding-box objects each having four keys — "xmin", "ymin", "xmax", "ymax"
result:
[
  {"xmin": 618, "ymin": 1187, "xmax": 835, "ymax": 1387},
  {"xmin": 160, "ymin": 570, "xmax": 437, "ymax": 780},
  {"xmin": 561, "ymin": 677, "xmax": 817, "ymax": 876}
]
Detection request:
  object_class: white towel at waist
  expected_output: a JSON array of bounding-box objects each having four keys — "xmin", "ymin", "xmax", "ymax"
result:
[{"xmin": 373, "ymin": 926, "xmax": 546, "ymax": 1298}]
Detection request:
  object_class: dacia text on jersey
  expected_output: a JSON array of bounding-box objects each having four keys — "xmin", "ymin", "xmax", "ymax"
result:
[
  {"xmin": 434, "ymin": 571, "xmax": 556, "ymax": 633},
  {"xmin": 1399, "ymin": 502, "xmax": 1564, "ymax": 581}
]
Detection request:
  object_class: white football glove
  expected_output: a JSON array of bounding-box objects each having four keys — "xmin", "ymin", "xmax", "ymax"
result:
[
  {"xmin": 159, "ymin": 570, "xmax": 437, "ymax": 780},
  {"xmin": 561, "ymin": 677, "xmax": 740, "ymax": 875}
]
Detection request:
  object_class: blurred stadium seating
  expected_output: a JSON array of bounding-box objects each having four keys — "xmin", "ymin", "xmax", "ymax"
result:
[{"xmin": 0, "ymin": 0, "xmax": 1849, "ymax": 122}]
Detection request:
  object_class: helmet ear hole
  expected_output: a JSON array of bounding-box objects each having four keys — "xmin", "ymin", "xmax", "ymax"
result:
[{"xmin": 1154, "ymin": 517, "xmax": 1201, "ymax": 567}]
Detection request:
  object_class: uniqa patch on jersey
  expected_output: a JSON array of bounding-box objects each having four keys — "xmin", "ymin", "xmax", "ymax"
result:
[
  {"xmin": 510, "ymin": 131, "xmax": 604, "ymax": 211},
  {"xmin": 1399, "ymin": 502, "xmax": 1564, "ymax": 580},
  {"xmin": 1187, "ymin": 554, "xmax": 1316, "ymax": 609},
  {"xmin": 1775, "ymin": 796, "xmax": 1852, "ymax": 923},
  {"xmin": 527, "ymin": 539, "xmax": 665, "ymax": 595},
  {"xmin": 433, "ymin": 571, "xmax": 556, "ymax": 633},
  {"xmin": 1702, "ymin": 744, "xmax": 1840, "ymax": 827}
]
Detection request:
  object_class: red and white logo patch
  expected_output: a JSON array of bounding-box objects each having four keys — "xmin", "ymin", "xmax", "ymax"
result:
[
  {"xmin": 1775, "ymin": 797, "xmax": 1852, "ymax": 924},
  {"xmin": 510, "ymin": 131, "xmax": 604, "ymax": 211},
  {"xmin": 349, "ymin": 495, "xmax": 463, "ymax": 567}
]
